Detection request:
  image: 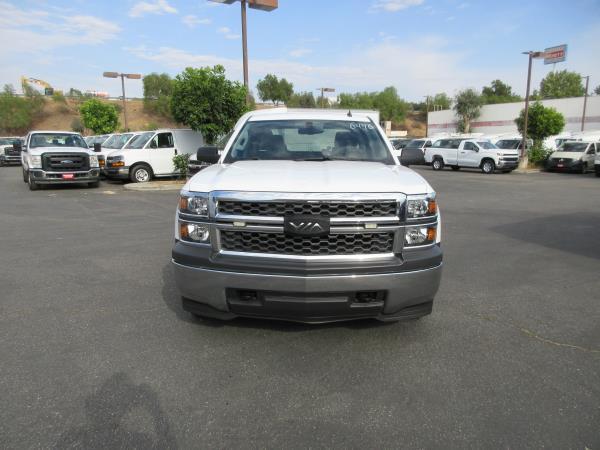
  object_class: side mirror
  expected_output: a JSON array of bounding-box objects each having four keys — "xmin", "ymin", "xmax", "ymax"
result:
[
  {"xmin": 196, "ymin": 146, "xmax": 220, "ymax": 164},
  {"xmin": 93, "ymin": 143, "xmax": 101, "ymax": 152},
  {"xmin": 400, "ymin": 147, "xmax": 425, "ymax": 167},
  {"xmin": 13, "ymin": 142, "xmax": 23, "ymax": 152}
]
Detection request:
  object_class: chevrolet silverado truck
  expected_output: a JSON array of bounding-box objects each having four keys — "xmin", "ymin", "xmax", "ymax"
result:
[
  {"xmin": 20, "ymin": 131, "xmax": 100, "ymax": 190},
  {"xmin": 172, "ymin": 108, "xmax": 443, "ymax": 324}
]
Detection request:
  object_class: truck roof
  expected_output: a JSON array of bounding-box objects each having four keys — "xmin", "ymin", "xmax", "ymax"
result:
[
  {"xmin": 245, "ymin": 107, "xmax": 380, "ymax": 123},
  {"xmin": 29, "ymin": 130, "xmax": 81, "ymax": 135}
]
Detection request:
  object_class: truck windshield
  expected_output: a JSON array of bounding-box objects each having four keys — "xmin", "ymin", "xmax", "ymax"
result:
[
  {"xmin": 560, "ymin": 142, "xmax": 588, "ymax": 152},
  {"xmin": 477, "ymin": 141, "xmax": 498, "ymax": 149},
  {"xmin": 224, "ymin": 120, "xmax": 394, "ymax": 164},
  {"xmin": 405, "ymin": 140, "xmax": 425, "ymax": 149},
  {"xmin": 104, "ymin": 133, "xmax": 134, "ymax": 149},
  {"xmin": 0, "ymin": 138, "xmax": 19, "ymax": 146},
  {"xmin": 125, "ymin": 132, "xmax": 154, "ymax": 149},
  {"xmin": 30, "ymin": 133, "xmax": 87, "ymax": 148}
]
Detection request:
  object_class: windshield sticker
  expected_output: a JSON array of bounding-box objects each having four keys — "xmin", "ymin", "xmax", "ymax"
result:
[{"xmin": 349, "ymin": 122, "xmax": 374, "ymax": 130}]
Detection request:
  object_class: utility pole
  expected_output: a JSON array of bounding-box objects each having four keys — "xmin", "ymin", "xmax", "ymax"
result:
[
  {"xmin": 317, "ymin": 87, "xmax": 335, "ymax": 108},
  {"xmin": 581, "ymin": 75, "xmax": 590, "ymax": 131},
  {"xmin": 120, "ymin": 75, "xmax": 127, "ymax": 131},
  {"xmin": 240, "ymin": 0, "xmax": 249, "ymax": 93},
  {"xmin": 518, "ymin": 51, "xmax": 543, "ymax": 170},
  {"xmin": 424, "ymin": 95, "xmax": 430, "ymax": 138}
]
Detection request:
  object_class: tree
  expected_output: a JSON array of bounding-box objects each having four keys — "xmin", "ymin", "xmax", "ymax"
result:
[
  {"xmin": 143, "ymin": 73, "xmax": 174, "ymax": 118},
  {"xmin": 481, "ymin": 80, "xmax": 522, "ymax": 104},
  {"xmin": 287, "ymin": 91, "xmax": 317, "ymax": 108},
  {"xmin": 256, "ymin": 74, "xmax": 293, "ymax": 105},
  {"xmin": 594, "ymin": 85, "xmax": 600, "ymax": 96},
  {"xmin": 171, "ymin": 65, "xmax": 247, "ymax": 144},
  {"xmin": 79, "ymin": 99, "xmax": 119, "ymax": 134},
  {"xmin": 373, "ymin": 86, "xmax": 407, "ymax": 122},
  {"xmin": 515, "ymin": 102, "xmax": 565, "ymax": 144},
  {"xmin": 431, "ymin": 93, "xmax": 452, "ymax": 110},
  {"xmin": 453, "ymin": 89, "xmax": 482, "ymax": 133},
  {"xmin": 539, "ymin": 70, "xmax": 585, "ymax": 99}
]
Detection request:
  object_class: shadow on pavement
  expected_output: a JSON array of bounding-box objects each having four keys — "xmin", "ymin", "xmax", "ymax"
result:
[
  {"xmin": 55, "ymin": 372, "xmax": 177, "ymax": 449},
  {"xmin": 492, "ymin": 213, "xmax": 600, "ymax": 260}
]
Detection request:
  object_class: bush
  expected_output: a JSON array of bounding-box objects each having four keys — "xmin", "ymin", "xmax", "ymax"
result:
[
  {"xmin": 79, "ymin": 99, "xmax": 119, "ymax": 134},
  {"xmin": 71, "ymin": 117, "xmax": 84, "ymax": 133},
  {"xmin": 172, "ymin": 153, "xmax": 190, "ymax": 179},
  {"xmin": 52, "ymin": 92, "xmax": 66, "ymax": 103},
  {"xmin": 527, "ymin": 143, "xmax": 552, "ymax": 165},
  {"xmin": 0, "ymin": 87, "xmax": 45, "ymax": 134}
]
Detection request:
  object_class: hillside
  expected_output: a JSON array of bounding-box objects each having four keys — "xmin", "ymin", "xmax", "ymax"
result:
[{"xmin": 31, "ymin": 98, "xmax": 178, "ymax": 134}]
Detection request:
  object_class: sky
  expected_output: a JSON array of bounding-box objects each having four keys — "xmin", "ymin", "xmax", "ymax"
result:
[{"xmin": 1, "ymin": 0, "xmax": 599, "ymax": 101}]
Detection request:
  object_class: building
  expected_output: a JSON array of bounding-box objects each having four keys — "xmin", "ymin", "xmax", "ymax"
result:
[{"xmin": 428, "ymin": 96, "xmax": 600, "ymax": 136}]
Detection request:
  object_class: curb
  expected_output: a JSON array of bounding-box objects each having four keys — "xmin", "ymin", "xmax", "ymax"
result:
[{"xmin": 124, "ymin": 182, "xmax": 185, "ymax": 191}]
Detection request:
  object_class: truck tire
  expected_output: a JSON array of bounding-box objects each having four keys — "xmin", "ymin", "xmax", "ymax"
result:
[
  {"xmin": 22, "ymin": 168, "xmax": 28, "ymax": 182},
  {"xmin": 481, "ymin": 159, "xmax": 495, "ymax": 174},
  {"xmin": 130, "ymin": 164, "xmax": 152, "ymax": 183},
  {"xmin": 28, "ymin": 172, "xmax": 39, "ymax": 191},
  {"xmin": 432, "ymin": 158, "xmax": 444, "ymax": 171}
]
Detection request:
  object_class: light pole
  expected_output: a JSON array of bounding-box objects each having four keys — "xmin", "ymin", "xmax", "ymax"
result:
[
  {"xmin": 581, "ymin": 75, "xmax": 590, "ymax": 131},
  {"xmin": 424, "ymin": 95, "xmax": 430, "ymax": 137},
  {"xmin": 209, "ymin": 0, "xmax": 278, "ymax": 103},
  {"xmin": 519, "ymin": 51, "xmax": 543, "ymax": 170},
  {"xmin": 317, "ymin": 87, "xmax": 335, "ymax": 108},
  {"xmin": 103, "ymin": 72, "xmax": 141, "ymax": 131}
]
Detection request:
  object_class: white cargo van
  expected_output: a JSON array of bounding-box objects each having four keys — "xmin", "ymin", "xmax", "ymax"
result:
[
  {"xmin": 424, "ymin": 138, "xmax": 519, "ymax": 173},
  {"xmin": 104, "ymin": 129, "xmax": 204, "ymax": 182},
  {"xmin": 545, "ymin": 141, "xmax": 599, "ymax": 173}
]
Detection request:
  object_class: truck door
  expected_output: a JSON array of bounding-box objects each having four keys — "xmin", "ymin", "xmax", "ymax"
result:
[
  {"xmin": 459, "ymin": 141, "xmax": 480, "ymax": 167},
  {"xmin": 149, "ymin": 132, "xmax": 176, "ymax": 175},
  {"xmin": 583, "ymin": 143, "xmax": 596, "ymax": 169}
]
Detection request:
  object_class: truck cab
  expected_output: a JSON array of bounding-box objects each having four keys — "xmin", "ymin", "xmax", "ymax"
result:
[
  {"xmin": 172, "ymin": 108, "xmax": 442, "ymax": 324},
  {"xmin": 105, "ymin": 129, "xmax": 204, "ymax": 182},
  {"xmin": 424, "ymin": 138, "xmax": 519, "ymax": 173},
  {"xmin": 20, "ymin": 131, "xmax": 100, "ymax": 190}
]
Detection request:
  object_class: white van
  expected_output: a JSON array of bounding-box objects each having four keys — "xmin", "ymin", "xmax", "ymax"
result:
[
  {"xmin": 545, "ymin": 141, "xmax": 599, "ymax": 173},
  {"xmin": 104, "ymin": 129, "xmax": 204, "ymax": 182}
]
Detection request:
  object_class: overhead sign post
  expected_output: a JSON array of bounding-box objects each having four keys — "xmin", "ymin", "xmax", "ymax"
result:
[{"xmin": 543, "ymin": 45, "xmax": 567, "ymax": 65}]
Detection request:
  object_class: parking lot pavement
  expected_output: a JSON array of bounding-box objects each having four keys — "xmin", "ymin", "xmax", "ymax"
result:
[{"xmin": 0, "ymin": 165, "xmax": 598, "ymax": 448}]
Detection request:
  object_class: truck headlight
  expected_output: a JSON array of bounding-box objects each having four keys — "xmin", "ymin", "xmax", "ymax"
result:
[
  {"xmin": 89, "ymin": 155, "xmax": 99, "ymax": 168},
  {"xmin": 404, "ymin": 224, "xmax": 437, "ymax": 247},
  {"xmin": 406, "ymin": 194, "xmax": 437, "ymax": 219},
  {"xmin": 179, "ymin": 222, "xmax": 210, "ymax": 243},
  {"xmin": 30, "ymin": 155, "xmax": 42, "ymax": 168},
  {"xmin": 179, "ymin": 192, "xmax": 208, "ymax": 217}
]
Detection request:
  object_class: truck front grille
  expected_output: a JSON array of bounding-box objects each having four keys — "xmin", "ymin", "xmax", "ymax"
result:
[
  {"xmin": 42, "ymin": 153, "xmax": 89, "ymax": 172},
  {"xmin": 218, "ymin": 200, "xmax": 397, "ymax": 217},
  {"xmin": 5, "ymin": 147, "xmax": 20, "ymax": 156},
  {"xmin": 220, "ymin": 230, "xmax": 395, "ymax": 256}
]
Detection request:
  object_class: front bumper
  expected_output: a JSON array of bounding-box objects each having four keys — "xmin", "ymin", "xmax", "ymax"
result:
[
  {"xmin": 497, "ymin": 159, "xmax": 518, "ymax": 169},
  {"xmin": 30, "ymin": 168, "xmax": 100, "ymax": 184},
  {"xmin": 546, "ymin": 158, "xmax": 582, "ymax": 172},
  {"xmin": 0, "ymin": 154, "xmax": 21, "ymax": 165},
  {"xmin": 173, "ymin": 259, "xmax": 442, "ymax": 324},
  {"xmin": 104, "ymin": 166, "xmax": 130, "ymax": 179}
]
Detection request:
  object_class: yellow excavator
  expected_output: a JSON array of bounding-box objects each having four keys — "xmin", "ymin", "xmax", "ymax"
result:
[{"xmin": 21, "ymin": 77, "xmax": 61, "ymax": 96}]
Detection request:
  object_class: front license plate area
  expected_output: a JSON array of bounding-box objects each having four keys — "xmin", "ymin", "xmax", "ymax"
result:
[{"xmin": 62, "ymin": 173, "xmax": 75, "ymax": 180}]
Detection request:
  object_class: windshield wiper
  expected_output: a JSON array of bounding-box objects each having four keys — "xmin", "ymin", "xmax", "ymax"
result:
[{"xmin": 293, "ymin": 156, "xmax": 345, "ymax": 161}]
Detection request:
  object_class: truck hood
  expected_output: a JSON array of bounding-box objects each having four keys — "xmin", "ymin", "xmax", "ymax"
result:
[
  {"xmin": 185, "ymin": 160, "xmax": 432, "ymax": 195},
  {"xmin": 550, "ymin": 151, "xmax": 583, "ymax": 159},
  {"xmin": 28, "ymin": 146, "xmax": 93, "ymax": 156}
]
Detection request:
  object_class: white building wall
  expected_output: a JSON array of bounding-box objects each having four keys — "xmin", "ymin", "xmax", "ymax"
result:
[{"xmin": 428, "ymin": 96, "xmax": 600, "ymax": 136}]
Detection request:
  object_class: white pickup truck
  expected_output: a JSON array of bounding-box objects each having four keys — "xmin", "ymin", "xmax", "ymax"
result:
[
  {"xmin": 20, "ymin": 131, "xmax": 100, "ymax": 190},
  {"xmin": 424, "ymin": 138, "xmax": 519, "ymax": 173},
  {"xmin": 172, "ymin": 108, "xmax": 443, "ymax": 324}
]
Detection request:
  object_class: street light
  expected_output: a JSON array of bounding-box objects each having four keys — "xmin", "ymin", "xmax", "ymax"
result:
[
  {"xmin": 581, "ymin": 75, "xmax": 590, "ymax": 131},
  {"xmin": 209, "ymin": 0, "xmax": 278, "ymax": 102},
  {"xmin": 103, "ymin": 72, "xmax": 142, "ymax": 131},
  {"xmin": 317, "ymin": 87, "xmax": 335, "ymax": 108},
  {"xmin": 519, "ymin": 50, "xmax": 544, "ymax": 169}
]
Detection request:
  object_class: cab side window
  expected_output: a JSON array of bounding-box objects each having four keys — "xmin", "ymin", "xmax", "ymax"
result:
[
  {"xmin": 464, "ymin": 142, "xmax": 477, "ymax": 151},
  {"xmin": 157, "ymin": 133, "xmax": 173, "ymax": 148},
  {"xmin": 432, "ymin": 140, "xmax": 443, "ymax": 148}
]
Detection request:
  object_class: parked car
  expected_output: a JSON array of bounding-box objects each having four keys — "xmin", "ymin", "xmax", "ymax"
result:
[
  {"xmin": 404, "ymin": 138, "xmax": 433, "ymax": 154},
  {"xmin": 389, "ymin": 138, "xmax": 412, "ymax": 150},
  {"xmin": 172, "ymin": 108, "xmax": 442, "ymax": 323},
  {"xmin": 20, "ymin": 131, "xmax": 101, "ymax": 190},
  {"xmin": 424, "ymin": 138, "xmax": 519, "ymax": 173},
  {"xmin": 96, "ymin": 132, "xmax": 138, "ymax": 172},
  {"xmin": 105, "ymin": 129, "xmax": 204, "ymax": 182},
  {"xmin": 86, "ymin": 134, "xmax": 111, "ymax": 148},
  {"xmin": 495, "ymin": 138, "xmax": 532, "ymax": 150},
  {"xmin": 545, "ymin": 141, "xmax": 599, "ymax": 173},
  {"xmin": 0, "ymin": 137, "xmax": 24, "ymax": 166}
]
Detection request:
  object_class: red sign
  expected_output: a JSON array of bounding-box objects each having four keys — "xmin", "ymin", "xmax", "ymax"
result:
[
  {"xmin": 62, "ymin": 173, "xmax": 74, "ymax": 180},
  {"xmin": 544, "ymin": 45, "xmax": 567, "ymax": 64}
]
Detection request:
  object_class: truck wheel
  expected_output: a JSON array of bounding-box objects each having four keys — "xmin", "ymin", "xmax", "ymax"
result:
[
  {"xmin": 130, "ymin": 164, "xmax": 152, "ymax": 183},
  {"xmin": 28, "ymin": 172, "xmax": 39, "ymax": 191},
  {"xmin": 481, "ymin": 159, "xmax": 495, "ymax": 174},
  {"xmin": 595, "ymin": 169, "xmax": 600, "ymax": 177},
  {"xmin": 432, "ymin": 158, "xmax": 444, "ymax": 171},
  {"xmin": 451, "ymin": 166, "xmax": 460, "ymax": 171},
  {"xmin": 88, "ymin": 181, "xmax": 100, "ymax": 188},
  {"xmin": 22, "ymin": 168, "xmax": 28, "ymax": 182}
]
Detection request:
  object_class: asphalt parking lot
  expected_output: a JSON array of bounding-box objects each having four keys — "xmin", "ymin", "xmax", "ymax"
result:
[{"xmin": 0, "ymin": 165, "xmax": 598, "ymax": 448}]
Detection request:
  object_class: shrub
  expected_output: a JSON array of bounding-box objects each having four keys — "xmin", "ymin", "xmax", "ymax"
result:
[
  {"xmin": 173, "ymin": 153, "xmax": 190, "ymax": 179},
  {"xmin": 527, "ymin": 143, "xmax": 552, "ymax": 165},
  {"xmin": 79, "ymin": 99, "xmax": 119, "ymax": 134},
  {"xmin": 52, "ymin": 91, "xmax": 66, "ymax": 103}
]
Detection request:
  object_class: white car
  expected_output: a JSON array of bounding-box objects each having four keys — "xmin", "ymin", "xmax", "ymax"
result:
[
  {"xmin": 424, "ymin": 138, "xmax": 519, "ymax": 173},
  {"xmin": 104, "ymin": 129, "xmax": 204, "ymax": 182},
  {"xmin": 545, "ymin": 141, "xmax": 599, "ymax": 173},
  {"xmin": 171, "ymin": 108, "xmax": 442, "ymax": 323},
  {"xmin": 20, "ymin": 131, "xmax": 100, "ymax": 190}
]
